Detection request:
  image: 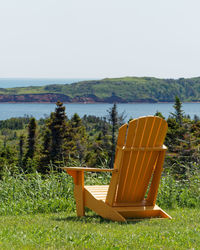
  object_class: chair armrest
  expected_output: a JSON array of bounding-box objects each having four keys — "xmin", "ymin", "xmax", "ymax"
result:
[
  {"xmin": 62, "ymin": 167, "xmax": 117, "ymax": 173},
  {"xmin": 62, "ymin": 167, "xmax": 117, "ymax": 185}
]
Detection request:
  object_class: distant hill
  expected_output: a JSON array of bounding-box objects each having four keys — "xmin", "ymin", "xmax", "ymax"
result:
[{"xmin": 0, "ymin": 76, "xmax": 200, "ymax": 103}]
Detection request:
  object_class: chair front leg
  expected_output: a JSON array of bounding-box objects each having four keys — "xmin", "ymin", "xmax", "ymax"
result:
[{"xmin": 67, "ymin": 170, "xmax": 85, "ymax": 216}]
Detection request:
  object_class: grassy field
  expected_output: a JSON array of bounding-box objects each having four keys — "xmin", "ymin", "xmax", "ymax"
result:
[
  {"xmin": 0, "ymin": 171, "xmax": 199, "ymax": 249},
  {"xmin": 0, "ymin": 208, "xmax": 199, "ymax": 249}
]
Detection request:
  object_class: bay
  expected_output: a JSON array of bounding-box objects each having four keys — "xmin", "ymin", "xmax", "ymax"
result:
[{"xmin": 0, "ymin": 103, "xmax": 199, "ymax": 121}]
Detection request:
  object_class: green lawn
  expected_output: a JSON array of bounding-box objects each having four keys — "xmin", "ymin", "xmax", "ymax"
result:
[{"xmin": 0, "ymin": 208, "xmax": 199, "ymax": 249}]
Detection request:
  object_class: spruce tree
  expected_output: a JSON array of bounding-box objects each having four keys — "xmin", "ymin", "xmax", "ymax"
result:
[
  {"xmin": 19, "ymin": 135, "xmax": 24, "ymax": 168},
  {"xmin": 25, "ymin": 117, "xmax": 37, "ymax": 159},
  {"xmin": 41, "ymin": 101, "xmax": 68, "ymax": 166},
  {"xmin": 49, "ymin": 101, "xmax": 68, "ymax": 163},
  {"xmin": 108, "ymin": 103, "xmax": 118, "ymax": 168},
  {"xmin": 171, "ymin": 96, "xmax": 184, "ymax": 125},
  {"xmin": 40, "ymin": 128, "xmax": 51, "ymax": 167},
  {"xmin": 68, "ymin": 113, "xmax": 87, "ymax": 162},
  {"xmin": 155, "ymin": 111, "xmax": 165, "ymax": 120},
  {"xmin": 107, "ymin": 103, "xmax": 126, "ymax": 168}
]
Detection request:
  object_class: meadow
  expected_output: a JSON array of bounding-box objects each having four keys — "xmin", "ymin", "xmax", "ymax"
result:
[
  {"xmin": 0, "ymin": 170, "xmax": 199, "ymax": 249},
  {"xmin": 0, "ymin": 209, "xmax": 200, "ymax": 249}
]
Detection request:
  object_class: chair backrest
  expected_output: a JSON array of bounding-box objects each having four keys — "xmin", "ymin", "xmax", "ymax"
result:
[{"xmin": 106, "ymin": 116, "xmax": 168, "ymax": 206}]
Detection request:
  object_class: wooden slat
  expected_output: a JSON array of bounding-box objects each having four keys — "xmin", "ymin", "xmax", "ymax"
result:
[
  {"xmin": 105, "ymin": 170, "xmax": 120, "ymax": 205},
  {"xmin": 114, "ymin": 124, "xmax": 127, "ymax": 169},
  {"xmin": 116, "ymin": 123, "xmax": 128, "ymax": 147},
  {"xmin": 85, "ymin": 185, "xmax": 109, "ymax": 189},
  {"xmin": 155, "ymin": 119, "xmax": 168, "ymax": 146},
  {"xmin": 63, "ymin": 167, "xmax": 115, "ymax": 172},
  {"xmin": 125, "ymin": 120, "xmax": 137, "ymax": 147},
  {"xmin": 140, "ymin": 116, "xmax": 155, "ymax": 147},
  {"xmin": 106, "ymin": 124, "xmax": 127, "ymax": 205},
  {"xmin": 85, "ymin": 185, "xmax": 108, "ymax": 202},
  {"xmin": 113, "ymin": 205, "xmax": 171, "ymax": 219},
  {"xmin": 148, "ymin": 117, "xmax": 162, "ymax": 146}
]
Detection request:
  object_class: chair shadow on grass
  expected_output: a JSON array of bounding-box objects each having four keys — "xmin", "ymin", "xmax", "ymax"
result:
[{"xmin": 51, "ymin": 213, "xmax": 147, "ymax": 225}]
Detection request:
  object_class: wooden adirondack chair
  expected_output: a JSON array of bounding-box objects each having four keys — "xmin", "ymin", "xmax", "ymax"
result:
[{"xmin": 63, "ymin": 116, "xmax": 171, "ymax": 221}]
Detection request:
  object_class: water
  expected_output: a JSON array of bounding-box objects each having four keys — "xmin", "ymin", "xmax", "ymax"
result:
[
  {"xmin": 0, "ymin": 103, "xmax": 199, "ymax": 121},
  {"xmin": 0, "ymin": 78, "xmax": 93, "ymax": 88}
]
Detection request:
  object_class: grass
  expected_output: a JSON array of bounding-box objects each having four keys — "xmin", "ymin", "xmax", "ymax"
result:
[
  {"xmin": 0, "ymin": 170, "xmax": 75, "ymax": 216},
  {"xmin": 0, "ymin": 209, "xmax": 199, "ymax": 249},
  {"xmin": 0, "ymin": 170, "xmax": 200, "ymax": 248},
  {"xmin": 0, "ymin": 169, "xmax": 200, "ymax": 216}
]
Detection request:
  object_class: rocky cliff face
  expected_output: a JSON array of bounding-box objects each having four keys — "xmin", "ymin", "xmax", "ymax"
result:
[
  {"xmin": 0, "ymin": 93, "xmax": 157, "ymax": 103},
  {"xmin": 0, "ymin": 93, "xmax": 71, "ymax": 103}
]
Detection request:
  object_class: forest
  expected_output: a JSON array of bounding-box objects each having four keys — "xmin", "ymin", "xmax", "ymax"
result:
[{"xmin": 1, "ymin": 76, "xmax": 200, "ymax": 102}]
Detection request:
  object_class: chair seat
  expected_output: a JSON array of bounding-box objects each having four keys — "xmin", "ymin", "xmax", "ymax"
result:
[{"xmin": 85, "ymin": 185, "xmax": 109, "ymax": 202}]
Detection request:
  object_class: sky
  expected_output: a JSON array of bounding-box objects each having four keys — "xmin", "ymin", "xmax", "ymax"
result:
[{"xmin": 0, "ymin": 0, "xmax": 200, "ymax": 79}]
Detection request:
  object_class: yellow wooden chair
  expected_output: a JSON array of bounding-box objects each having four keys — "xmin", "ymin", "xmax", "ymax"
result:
[{"xmin": 63, "ymin": 116, "xmax": 171, "ymax": 222}]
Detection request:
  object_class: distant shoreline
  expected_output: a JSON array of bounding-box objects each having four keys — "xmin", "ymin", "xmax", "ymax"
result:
[
  {"xmin": 0, "ymin": 101, "xmax": 200, "ymax": 104},
  {"xmin": 0, "ymin": 76, "xmax": 200, "ymax": 103}
]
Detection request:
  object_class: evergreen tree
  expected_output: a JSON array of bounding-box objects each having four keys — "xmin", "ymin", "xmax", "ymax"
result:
[
  {"xmin": 194, "ymin": 114, "xmax": 200, "ymax": 122},
  {"xmin": 41, "ymin": 101, "xmax": 68, "ymax": 167},
  {"xmin": 86, "ymin": 132, "xmax": 106, "ymax": 167},
  {"xmin": 102, "ymin": 117, "xmax": 108, "ymax": 137},
  {"xmin": 101, "ymin": 117, "xmax": 110, "ymax": 151},
  {"xmin": 108, "ymin": 103, "xmax": 118, "ymax": 168},
  {"xmin": 25, "ymin": 117, "xmax": 37, "ymax": 159},
  {"xmin": 171, "ymin": 96, "xmax": 184, "ymax": 125},
  {"xmin": 0, "ymin": 146, "xmax": 18, "ymax": 175},
  {"xmin": 19, "ymin": 135, "xmax": 24, "ymax": 168},
  {"xmin": 49, "ymin": 101, "xmax": 68, "ymax": 163},
  {"xmin": 67, "ymin": 113, "xmax": 87, "ymax": 162},
  {"xmin": 40, "ymin": 128, "xmax": 52, "ymax": 170},
  {"xmin": 155, "ymin": 111, "xmax": 165, "ymax": 120}
]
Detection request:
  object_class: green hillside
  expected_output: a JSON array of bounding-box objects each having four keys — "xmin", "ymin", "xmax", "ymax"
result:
[{"xmin": 1, "ymin": 76, "xmax": 200, "ymax": 102}]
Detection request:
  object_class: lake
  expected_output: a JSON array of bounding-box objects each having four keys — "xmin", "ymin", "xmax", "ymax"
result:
[{"xmin": 0, "ymin": 103, "xmax": 199, "ymax": 121}]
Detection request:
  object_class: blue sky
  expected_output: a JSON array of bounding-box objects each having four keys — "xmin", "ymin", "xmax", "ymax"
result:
[{"xmin": 0, "ymin": 0, "xmax": 200, "ymax": 79}]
